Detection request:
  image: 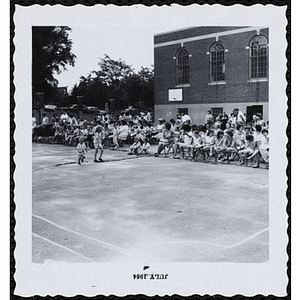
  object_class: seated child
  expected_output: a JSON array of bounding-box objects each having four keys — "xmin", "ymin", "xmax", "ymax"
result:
[
  {"xmin": 76, "ymin": 136, "xmax": 87, "ymax": 165},
  {"xmin": 172, "ymin": 124, "xmax": 193, "ymax": 159},
  {"xmin": 238, "ymin": 134, "xmax": 255, "ymax": 166},
  {"xmin": 190, "ymin": 130, "xmax": 204, "ymax": 160},
  {"xmin": 222, "ymin": 129, "xmax": 237, "ymax": 161},
  {"xmin": 139, "ymin": 139, "xmax": 151, "ymax": 155},
  {"xmin": 128, "ymin": 136, "xmax": 141, "ymax": 155},
  {"xmin": 202, "ymin": 129, "xmax": 215, "ymax": 159},
  {"xmin": 234, "ymin": 124, "xmax": 246, "ymax": 151},
  {"xmin": 248, "ymin": 128, "xmax": 269, "ymax": 168},
  {"xmin": 154, "ymin": 122, "xmax": 174, "ymax": 157},
  {"xmin": 213, "ymin": 130, "xmax": 225, "ymax": 160}
]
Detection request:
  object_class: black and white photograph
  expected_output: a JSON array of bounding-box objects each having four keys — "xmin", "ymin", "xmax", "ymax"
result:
[{"xmin": 12, "ymin": 3, "xmax": 288, "ymax": 297}]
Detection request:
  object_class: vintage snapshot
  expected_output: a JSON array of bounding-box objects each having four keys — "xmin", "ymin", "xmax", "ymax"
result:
[{"xmin": 13, "ymin": 3, "xmax": 288, "ymax": 297}]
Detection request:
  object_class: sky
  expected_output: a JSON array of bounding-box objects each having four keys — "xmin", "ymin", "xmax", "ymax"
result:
[{"xmin": 55, "ymin": 4, "xmax": 251, "ymax": 92}]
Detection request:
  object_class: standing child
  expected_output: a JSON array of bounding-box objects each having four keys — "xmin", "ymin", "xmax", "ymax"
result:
[
  {"xmin": 93, "ymin": 126, "xmax": 104, "ymax": 162},
  {"xmin": 112, "ymin": 123, "xmax": 119, "ymax": 149},
  {"xmin": 77, "ymin": 136, "xmax": 87, "ymax": 165}
]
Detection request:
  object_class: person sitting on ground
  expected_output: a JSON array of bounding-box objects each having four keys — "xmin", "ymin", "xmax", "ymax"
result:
[
  {"xmin": 128, "ymin": 136, "xmax": 142, "ymax": 155},
  {"xmin": 154, "ymin": 122, "xmax": 174, "ymax": 157},
  {"xmin": 172, "ymin": 124, "xmax": 193, "ymax": 159},
  {"xmin": 139, "ymin": 139, "xmax": 151, "ymax": 155},
  {"xmin": 76, "ymin": 136, "xmax": 87, "ymax": 165}
]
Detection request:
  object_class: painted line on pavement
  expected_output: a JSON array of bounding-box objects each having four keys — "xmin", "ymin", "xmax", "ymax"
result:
[
  {"xmin": 32, "ymin": 232, "xmax": 96, "ymax": 262},
  {"xmin": 151, "ymin": 240, "xmax": 229, "ymax": 249},
  {"xmin": 228, "ymin": 227, "xmax": 269, "ymax": 248},
  {"xmin": 33, "ymin": 214, "xmax": 127, "ymax": 252},
  {"xmin": 147, "ymin": 227, "xmax": 269, "ymax": 250}
]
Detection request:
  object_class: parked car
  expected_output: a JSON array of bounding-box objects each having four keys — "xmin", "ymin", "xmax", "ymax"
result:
[
  {"xmin": 44, "ymin": 104, "xmax": 57, "ymax": 111},
  {"xmin": 83, "ymin": 106, "xmax": 100, "ymax": 113},
  {"xmin": 69, "ymin": 104, "xmax": 86, "ymax": 110}
]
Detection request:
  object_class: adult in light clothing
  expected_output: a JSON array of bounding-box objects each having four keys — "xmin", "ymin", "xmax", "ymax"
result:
[{"xmin": 205, "ymin": 110, "xmax": 214, "ymax": 125}]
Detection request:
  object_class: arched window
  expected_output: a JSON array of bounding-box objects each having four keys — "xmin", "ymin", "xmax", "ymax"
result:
[
  {"xmin": 176, "ymin": 48, "xmax": 189, "ymax": 85},
  {"xmin": 210, "ymin": 42, "xmax": 225, "ymax": 82},
  {"xmin": 249, "ymin": 36, "xmax": 268, "ymax": 79}
]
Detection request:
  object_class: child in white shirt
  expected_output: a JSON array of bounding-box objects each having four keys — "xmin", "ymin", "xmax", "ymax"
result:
[
  {"xmin": 128, "ymin": 136, "xmax": 141, "ymax": 155},
  {"xmin": 93, "ymin": 126, "xmax": 104, "ymax": 162},
  {"xmin": 172, "ymin": 124, "xmax": 193, "ymax": 159},
  {"xmin": 76, "ymin": 137, "xmax": 87, "ymax": 165},
  {"xmin": 139, "ymin": 139, "xmax": 151, "ymax": 155}
]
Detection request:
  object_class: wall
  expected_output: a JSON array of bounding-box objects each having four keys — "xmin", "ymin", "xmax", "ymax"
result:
[
  {"xmin": 154, "ymin": 102, "xmax": 269, "ymax": 126},
  {"xmin": 154, "ymin": 27, "xmax": 269, "ymax": 122}
]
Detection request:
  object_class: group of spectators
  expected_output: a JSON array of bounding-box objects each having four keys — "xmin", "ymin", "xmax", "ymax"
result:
[
  {"xmin": 152, "ymin": 109, "xmax": 269, "ymax": 169},
  {"xmin": 32, "ymin": 107, "xmax": 269, "ymax": 168}
]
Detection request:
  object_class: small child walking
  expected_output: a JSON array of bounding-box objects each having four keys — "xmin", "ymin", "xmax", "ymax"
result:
[{"xmin": 77, "ymin": 136, "xmax": 87, "ymax": 165}]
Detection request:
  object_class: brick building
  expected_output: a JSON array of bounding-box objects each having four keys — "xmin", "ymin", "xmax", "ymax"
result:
[{"xmin": 154, "ymin": 26, "xmax": 269, "ymax": 125}]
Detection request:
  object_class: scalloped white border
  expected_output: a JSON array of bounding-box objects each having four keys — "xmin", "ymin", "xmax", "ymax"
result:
[{"xmin": 13, "ymin": 4, "xmax": 288, "ymax": 297}]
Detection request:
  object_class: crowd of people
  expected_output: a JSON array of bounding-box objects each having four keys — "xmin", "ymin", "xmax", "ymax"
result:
[{"xmin": 32, "ymin": 108, "xmax": 269, "ymax": 168}]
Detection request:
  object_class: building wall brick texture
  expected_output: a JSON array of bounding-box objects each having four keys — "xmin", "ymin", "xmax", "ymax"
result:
[{"xmin": 154, "ymin": 27, "xmax": 269, "ymax": 123}]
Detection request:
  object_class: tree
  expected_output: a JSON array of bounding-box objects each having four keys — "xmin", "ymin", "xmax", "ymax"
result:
[
  {"xmin": 32, "ymin": 26, "xmax": 76, "ymax": 104},
  {"xmin": 70, "ymin": 55, "xmax": 154, "ymax": 111}
]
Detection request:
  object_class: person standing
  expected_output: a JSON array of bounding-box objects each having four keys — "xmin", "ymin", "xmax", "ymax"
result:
[
  {"xmin": 216, "ymin": 111, "xmax": 229, "ymax": 130},
  {"xmin": 205, "ymin": 110, "xmax": 214, "ymax": 125},
  {"xmin": 93, "ymin": 126, "xmax": 104, "ymax": 162},
  {"xmin": 42, "ymin": 112, "xmax": 49, "ymax": 125},
  {"xmin": 32, "ymin": 113, "xmax": 36, "ymax": 135}
]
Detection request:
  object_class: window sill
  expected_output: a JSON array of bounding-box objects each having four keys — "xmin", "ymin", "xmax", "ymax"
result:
[
  {"xmin": 247, "ymin": 78, "xmax": 268, "ymax": 83},
  {"xmin": 208, "ymin": 81, "xmax": 226, "ymax": 85},
  {"xmin": 175, "ymin": 84, "xmax": 190, "ymax": 88}
]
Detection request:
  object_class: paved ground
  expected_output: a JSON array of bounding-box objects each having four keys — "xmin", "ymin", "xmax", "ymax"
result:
[{"xmin": 32, "ymin": 143, "xmax": 269, "ymax": 263}]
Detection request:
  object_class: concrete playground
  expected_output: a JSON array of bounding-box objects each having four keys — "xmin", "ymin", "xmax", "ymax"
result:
[{"xmin": 32, "ymin": 143, "xmax": 269, "ymax": 263}]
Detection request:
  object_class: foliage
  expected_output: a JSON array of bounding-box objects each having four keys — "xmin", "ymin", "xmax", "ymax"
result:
[
  {"xmin": 32, "ymin": 26, "xmax": 76, "ymax": 104},
  {"xmin": 71, "ymin": 55, "xmax": 154, "ymax": 111}
]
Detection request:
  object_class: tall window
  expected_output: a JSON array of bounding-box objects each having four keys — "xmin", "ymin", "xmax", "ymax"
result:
[
  {"xmin": 210, "ymin": 42, "xmax": 225, "ymax": 82},
  {"xmin": 176, "ymin": 48, "xmax": 189, "ymax": 85},
  {"xmin": 250, "ymin": 36, "xmax": 268, "ymax": 79}
]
